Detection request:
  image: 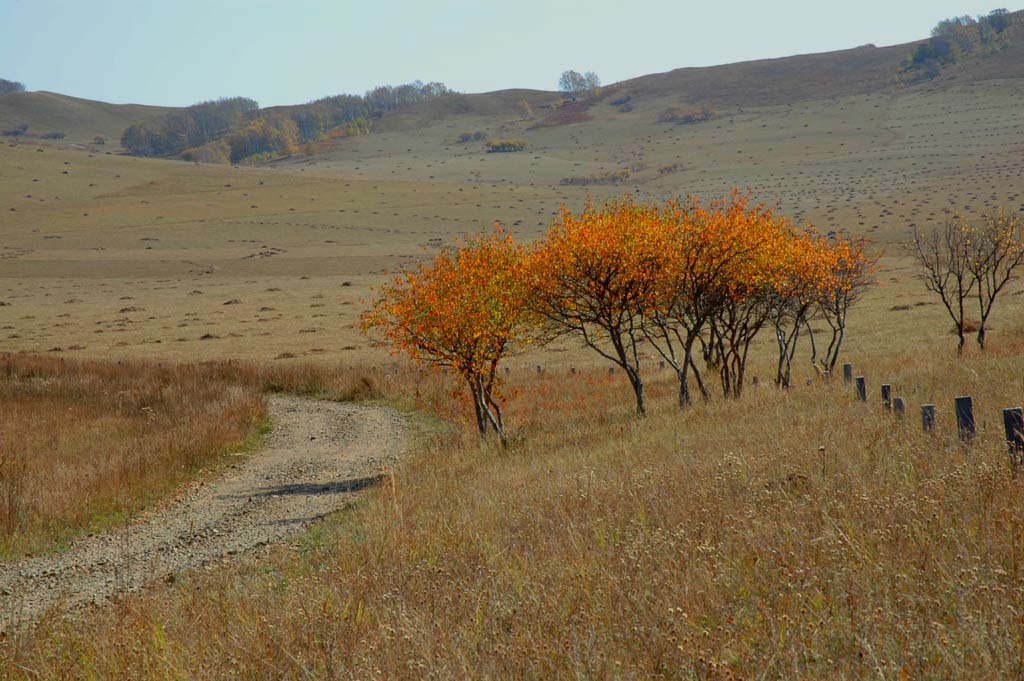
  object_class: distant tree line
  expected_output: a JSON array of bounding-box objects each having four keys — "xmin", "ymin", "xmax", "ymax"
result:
[
  {"xmin": 908, "ymin": 9, "xmax": 1017, "ymax": 75},
  {"xmin": 0, "ymin": 79, "xmax": 25, "ymax": 95},
  {"xmin": 121, "ymin": 97, "xmax": 258, "ymax": 157},
  {"xmin": 122, "ymin": 81, "xmax": 451, "ymax": 164}
]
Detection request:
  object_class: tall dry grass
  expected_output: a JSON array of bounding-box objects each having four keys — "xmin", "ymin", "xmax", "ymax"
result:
[
  {"xmin": 5, "ymin": 332, "xmax": 1024, "ymax": 678},
  {"xmin": 0, "ymin": 354, "xmax": 267, "ymax": 558}
]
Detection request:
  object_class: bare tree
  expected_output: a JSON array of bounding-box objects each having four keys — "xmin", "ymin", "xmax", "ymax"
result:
[
  {"xmin": 965, "ymin": 210, "xmax": 1024, "ymax": 349},
  {"xmin": 911, "ymin": 219, "xmax": 975, "ymax": 354}
]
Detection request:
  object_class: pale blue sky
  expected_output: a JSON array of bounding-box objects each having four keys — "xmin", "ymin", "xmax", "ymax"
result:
[{"xmin": 1, "ymin": 1, "xmax": 1018, "ymax": 107}]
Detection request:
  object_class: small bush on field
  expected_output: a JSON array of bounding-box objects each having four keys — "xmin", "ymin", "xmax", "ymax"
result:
[
  {"xmin": 657, "ymin": 162, "xmax": 685, "ymax": 175},
  {"xmin": 456, "ymin": 130, "xmax": 487, "ymax": 143},
  {"xmin": 1, "ymin": 123, "xmax": 28, "ymax": 137},
  {"xmin": 559, "ymin": 168, "xmax": 631, "ymax": 186},
  {"xmin": 657, "ymin": 106, "xmax": 715, "ymax": 124},
  {"xmin": 484, "ymin": 139, "xmax": 526, "ymax": 153}
]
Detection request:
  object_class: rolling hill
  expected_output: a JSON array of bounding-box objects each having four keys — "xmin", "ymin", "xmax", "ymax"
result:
[{"xmin": 0, "ymin": 90, "xmax": 173, "ymax": 144}]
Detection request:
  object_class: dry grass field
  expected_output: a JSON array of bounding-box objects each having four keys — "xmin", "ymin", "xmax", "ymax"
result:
[
  {"xmin": 2, "ymin": 25, "xmax": 1024, "ymax": 678},
  {"xmin": 0, "ymin": 355, "xmax": 266, "ymax": 559}
]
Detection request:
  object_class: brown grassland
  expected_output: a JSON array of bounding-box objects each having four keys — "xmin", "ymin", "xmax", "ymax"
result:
[
  {"xmin": 0, "ymin": 355, "xmax": 265, "ymax": 559},
  {"xmin": 1, "ymin": 33, "xmax": 1024, "ymax": 678}
]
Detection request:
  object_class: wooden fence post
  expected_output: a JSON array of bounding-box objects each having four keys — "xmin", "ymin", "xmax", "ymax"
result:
[
  {"xmin": 536, "ymin": 365, "xmax": 542, "ymax": 375},
  {"xmin": 955, "ymin": 396, "xmax": 975, "ymax": 441},
  {"xmin": 921, "ymin": 404, "xmax": 936, "ymax": 433},
  {"xmin": 659, "ymin": 360, "xmax": 665, "ymax": 370},
  {"xmin": 881, "ymin": 384, "xmax": 892, "ymax": 411},
  {"xmin": 1003, "ymin": 407, "xmax": 1024, "ymax": 465},
  {"xmin": 843, "ymin": 363, "xmax": 853, "ymax": 383},
  {"xmin": 608, "ymin": 366, "xmax": 614, "ymax": 376},
  {"xmin": 855, "ymin": 376, "xmax": 866, "ymax": 402},
  {"xmin": 893, "ymin": 397, "xmax": 905, "ymax": 417},
  {"xmin": 570, "ymin": 367, "xmax": 576, "ymax": 375}
]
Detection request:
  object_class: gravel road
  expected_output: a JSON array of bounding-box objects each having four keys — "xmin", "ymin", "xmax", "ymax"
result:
[{"xmin": 0, "ymin": 395, "xmax": 408, "ymax": 631}]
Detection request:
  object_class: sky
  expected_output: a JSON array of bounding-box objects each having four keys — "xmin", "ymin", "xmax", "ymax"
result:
[{"xmin": 1, "ymin": 0, "xmax": 1019, "ymax": 107}]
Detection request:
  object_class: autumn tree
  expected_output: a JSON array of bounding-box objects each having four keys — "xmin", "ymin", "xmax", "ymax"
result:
[
  {"xmin": 641, "ymin": 194, "xmax": 769, "ymax": 405},
  {"xmin": 809, "ymin": 237, "xmax": 874, "ymax": 373},
  {"xmin": 530, "ymin": 199, "xmax": 669, "ymax": 415},
  {"xmin": 699, "ymin": 200, "xmax": 797, "ymax": 398},
  {"xmin": 768, "ymin": 231, "xmax": 832, "ymax": 389},
  {"xmin": 362, "ymin": 228, "xmax": 528, "ymax": 441}
]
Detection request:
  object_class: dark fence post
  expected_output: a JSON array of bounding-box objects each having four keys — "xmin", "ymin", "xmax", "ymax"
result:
[
  {"xmin": 955, "ymin": 396, "xmax": 975, "ymax": 441},
  {"xmin": 855, "ymin": 376, "xmax": 866, "ymax": 402},
  {"xmin": 608, "ymin": 367, "xmax": 615, "ymax": 376},
  {"xmin": 843, "ymin": 363, "xmax": 853, "ymax": 383},
  {"xmin": 893, "ymin": 397, "xmax": 905, "ymax": 417},
  {"xmin": 536, "ymin": 365, "xmax": 542, "ymax": 375},
  {"xmin": 659, "ymin": 360, "xmax": 665, "ymax": 370},
  {"xmin": 921, "ymin": 404, "xmax": 936, "ymax": 433},
  {"xmin": 881, "ymin": 384, "xmax": 892, "ymax": 411},
  {"xmin": 570, "ymin": 367, "xmax": 576, "ymax": 375},
  {"xmin": 1003, "ymin": 407, "xmax": 1024, "ymax": 465}
]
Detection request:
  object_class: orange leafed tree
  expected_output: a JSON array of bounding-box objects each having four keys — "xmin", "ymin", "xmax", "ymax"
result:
[
  {"xmin": 361, "ymin": 227, "xmax": 529, "ymax": 441},
  {"xmin": 642, "ymin": 193, "xmax": 792, "ymax": 404},
  {"xmin": 810, "ymin": 237, "xmax": 875, "ymax": 372},
  {"xmin": 529, "ymin": 199, "xmax": 670, "ymax": 416}
]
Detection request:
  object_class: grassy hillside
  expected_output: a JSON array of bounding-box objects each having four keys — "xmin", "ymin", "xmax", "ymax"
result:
[{"xmin": 0, "ymin": 91, "xmax": 173, "ymax": 145}]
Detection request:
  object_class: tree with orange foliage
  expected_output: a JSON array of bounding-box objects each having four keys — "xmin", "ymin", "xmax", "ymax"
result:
[
  {"xmin": 810, "ymin": 237, "xmax": 875, "ymax": 373},
  {"xmin": 641, "ymin": 194, "xmax": 768, "ymax": 406},
  {"xmin": 767, "ymin": 230, "xmax": 835, "ymax": 388},
  {"xmin": 698, "ymin": 199, "xmax": 796, "ymax": 398},
  {"xmin": 529, "ymin": 199, "xmax": 668, "ymax": 416},
  {"xmin": 361, "ymin": 228, "xmax": 528, "ymax": 441}
]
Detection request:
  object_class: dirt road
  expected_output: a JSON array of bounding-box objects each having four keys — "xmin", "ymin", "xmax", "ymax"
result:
[{"xmin": 0, "ymin": 396, "xmax": 408, "ymax": 630}]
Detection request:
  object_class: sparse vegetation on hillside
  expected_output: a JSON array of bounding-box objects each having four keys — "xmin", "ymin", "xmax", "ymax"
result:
[
  {"xmin": 0, "ymin": 79, "xmax": 25, "ymax": 95},
  {"xmin": 906, "ymin": 8, "xmax": 1019, "ymax": 78}
]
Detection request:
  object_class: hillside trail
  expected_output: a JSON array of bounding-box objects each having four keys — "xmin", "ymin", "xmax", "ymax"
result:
[{"xmin": 0, "ymin": 395, "xmax": 408, "ymax": 631}]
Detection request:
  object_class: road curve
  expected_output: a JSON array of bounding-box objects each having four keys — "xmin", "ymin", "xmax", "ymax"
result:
[{"xmin": 0, "ymin": 395, "xmax": 407, "ymax": 631}]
